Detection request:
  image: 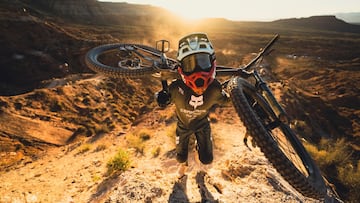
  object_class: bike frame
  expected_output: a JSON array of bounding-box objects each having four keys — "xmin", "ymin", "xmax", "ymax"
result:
[
  {"xmin": 140, "ymin": 35, "xmax": 287, "ymax": 125},
  {"xmin": 153, "ymin": 34, "xmax": 312, "ymax": 170},
  {"xmin": 85, "ymin": 34, "xmax": 338, "ymax": 200}
]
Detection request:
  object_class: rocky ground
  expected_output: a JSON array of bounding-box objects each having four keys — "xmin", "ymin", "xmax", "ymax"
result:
[
  {"xmin": 0, "ymin": 83, "xmax": 320, "ymax": 202},
  {"xmin": 0, "ymin": 1, "xmax": 359, "ymax": 202}
]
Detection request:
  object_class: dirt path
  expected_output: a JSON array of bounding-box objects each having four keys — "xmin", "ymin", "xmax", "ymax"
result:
[{"xmin": 0, "ymin": 106, "xmax": 318, "ymax": 203}]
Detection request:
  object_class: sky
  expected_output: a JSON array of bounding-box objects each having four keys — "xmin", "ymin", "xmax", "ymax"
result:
[{"xmin": 98, "ymin": 0, "xmax": 360, "ymax": 21}]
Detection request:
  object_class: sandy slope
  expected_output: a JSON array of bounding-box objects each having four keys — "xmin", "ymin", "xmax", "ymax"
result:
[{"xmin": 0, "ymin": 104, "xmax": 318, "ymax": 203}]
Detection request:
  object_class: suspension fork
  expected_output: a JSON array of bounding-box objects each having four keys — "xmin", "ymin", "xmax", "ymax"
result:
[{"xmin": 253, "ymin": 70, "xmax": 289, "ymax": 124}]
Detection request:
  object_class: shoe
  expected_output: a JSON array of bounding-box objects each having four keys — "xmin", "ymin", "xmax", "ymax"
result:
[{"xmin": 199, "ymin": 163, "xmax": 212, "ymax": 174}]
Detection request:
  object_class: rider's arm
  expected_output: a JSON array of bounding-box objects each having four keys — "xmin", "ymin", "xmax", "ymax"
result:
[
  {"xmin": 155, "ymin": 80, "xmax": 178, "ymax": 107},
  {"xmin": 155, "ymin": 90, "xmax": 170, "ymax": 107},
  {"xmin": 155, "ymin": 82, "xmax": 171, "ymax": 108},
  {"xmin": 213, "ymin": 79, "xmax": 231, "ymax": 105},
  {"xmin": 219, "ymin": 89, "xmax": 231, "ymax": 105}
]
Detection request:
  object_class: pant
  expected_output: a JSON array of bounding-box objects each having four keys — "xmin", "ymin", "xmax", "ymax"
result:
[{"xmin": 175, "ymin": 121, "xmax": 213, "ymax": 164}]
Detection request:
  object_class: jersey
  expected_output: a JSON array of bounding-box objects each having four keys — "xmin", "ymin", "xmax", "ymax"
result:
[{"xmin": 168, "ymin": 79, "xmax": 229, "ymax": 130}]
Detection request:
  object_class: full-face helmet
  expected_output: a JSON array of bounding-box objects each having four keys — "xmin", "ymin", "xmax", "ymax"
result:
[{"xmin": 177, "ymin": 33, "xmax": 216, "ymax": 95}]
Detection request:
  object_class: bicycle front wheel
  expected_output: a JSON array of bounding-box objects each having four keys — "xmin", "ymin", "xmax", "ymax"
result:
[
  {"xmin": 85, "ymin": 43, "xmax": 161, "ymax": 78},
  {"xmin": 228, "ymin": 77, "xmax": 327, "ymax": 200}
]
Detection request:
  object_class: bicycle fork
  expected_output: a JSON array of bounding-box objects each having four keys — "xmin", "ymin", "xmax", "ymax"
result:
[{"xmin": 253, "ymin": 70, "xmax": 289, "ymax": 124}]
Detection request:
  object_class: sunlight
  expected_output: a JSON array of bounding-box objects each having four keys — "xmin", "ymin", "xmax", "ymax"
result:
[
  {"xmin": 156, "ymin": 1, "xmax": 258, "ymax": 21},
  {"xmin": 158, "ymin": 1, "xmax": 216, "ymax": 20},
  {"xmin": 99, "ymin": 0, "xmax": 360, "ymax": 22}
]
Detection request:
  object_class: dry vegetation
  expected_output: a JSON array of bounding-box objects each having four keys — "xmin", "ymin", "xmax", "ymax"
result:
[
  {"xmin": 0, "ymin": 75, "xmax": 158, "ymax": 170},
  {"xmin": 304, "ymin": 139, "xmax": 360, "ymax": 201},
  {"xmin": 0, "ymin": 0, "xmax": 359, "ymax": 202}
]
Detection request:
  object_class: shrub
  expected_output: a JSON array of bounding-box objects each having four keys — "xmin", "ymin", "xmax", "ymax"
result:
[
  {"xmin": 77, "ymin": 143, "xmax": 92, "ymax": 155},
  {"xmin": 50, "ymin": 100, "xmax": 63, "ymax": 112},
  {"xmin": 92, "ymin": 174, "xmax": 101, "ymax": 182},
  {"xmin": 126, "ymin": 129, "xmax": 152, "ymax": 155},
  {"xmin": 126, "ymin": 133, "xmax": 145, "ymax": 155},
  {"xmin": 106, "ymin": 148, "xmax": 131, "ymax": 175},
  {"xmin": 338, "ymin": 160, "xmax": 360, "ymax": 186},
  {"xmin": 304, "ymin": 138, "xmax": 359, "ymax": 202},
  {"xmin": 94, "ymin": 123, "xmax": 110, "ymax": 134},
  {"xmin": 152, "ymin": 147, "xmax": 161, "ymax": 158},
  {"xmin": 304, "ymin": 138, "xmax": 352, "ymax": 168},
  {"xmin": 94, "ymin": 144, "xmax": 107, "ymax": 152},
  {"xmin": 138, "ymin": 130, "xmax": 151, "ymax": 141}
]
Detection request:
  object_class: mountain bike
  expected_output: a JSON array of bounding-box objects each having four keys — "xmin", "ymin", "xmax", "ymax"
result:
[{"xmin": 85, "ymin": 34, "xmax": 339, "ymax": 201}]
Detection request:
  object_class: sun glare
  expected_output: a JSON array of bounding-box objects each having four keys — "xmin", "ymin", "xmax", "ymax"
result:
[
  {"xmin": 99, "ymin": 0, "xmax": 360, "ymax": 22},
  {"xmin": 120, "ymin": 0, "xmax": 289, "ymax": 21},
  {"xmin": 159, "ymin": 1, "xmax": 215, "ymax": 20}
]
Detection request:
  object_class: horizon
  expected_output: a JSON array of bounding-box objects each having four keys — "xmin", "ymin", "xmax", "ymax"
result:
[{"xmin": 98, "ymin": 0, "xmax": 360, "ymax": 22}]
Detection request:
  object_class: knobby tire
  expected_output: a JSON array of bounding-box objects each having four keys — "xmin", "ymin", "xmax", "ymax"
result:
[
  {"xmin": 227, "ymin": 77, "xmax": 327, "ymax": 200},
  {"xmin": 86, "ymin": 42, "xmax": 330, "ymax": 200},
  {"xmin": 85, "ymin": 43, "xmax": 158, "ymax": 78}
]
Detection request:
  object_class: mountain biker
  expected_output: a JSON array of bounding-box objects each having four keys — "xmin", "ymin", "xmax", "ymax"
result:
[{"xmin": 155, "ymin": 33, "xmax": 230, "ymax": 177}]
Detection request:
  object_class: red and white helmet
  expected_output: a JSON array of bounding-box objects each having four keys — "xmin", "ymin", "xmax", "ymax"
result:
[{"xmin": 177, "ymin": 33, "xmax": 216, "ymax": 95}]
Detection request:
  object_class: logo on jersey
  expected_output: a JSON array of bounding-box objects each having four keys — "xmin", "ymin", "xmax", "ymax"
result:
[{"xmin": 189, "ymin": 95, "xmax": 203, "ymax": 109}]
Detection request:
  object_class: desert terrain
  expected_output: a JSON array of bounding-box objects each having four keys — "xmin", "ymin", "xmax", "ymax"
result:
[{"xmin": 0, "ymin": 0, "xmax": 359, "ymax": 202}]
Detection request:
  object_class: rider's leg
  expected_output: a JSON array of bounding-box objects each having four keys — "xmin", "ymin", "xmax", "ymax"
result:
[
  {"xmin": 175, "ymin": 122, "xmax": 193, "ymax": 163},
  {"xmin": 175, "ymin": 122, "xmax": 193, "ymax": 177},
  {"xmin": 194, "ymin": 121, "xmax": 213, "ymax": 165},
  {"xmin": 177, "ymin": 162, "xmax": 188, "ymax": 178},
  {"xmin": 176, "ymin": 123, "xmax": 193, "ymax": 163}
]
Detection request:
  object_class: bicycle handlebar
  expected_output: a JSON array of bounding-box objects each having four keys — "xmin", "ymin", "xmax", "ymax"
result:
[
  {"xmin": 242, "ymin": 34, "xmax": 279, "ymax": 71},
  {"xmin": 215, "ymin": 34, "xmax": 279, "ymax": 77},
  {"xmin": 148, "ymin": 34, "xmax": 279, "ymax": 77}
]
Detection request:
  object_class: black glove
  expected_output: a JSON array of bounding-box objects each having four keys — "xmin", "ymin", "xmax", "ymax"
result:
[{"xmin": 155, "ymin": 90, "xmax": 170, "ymax": 107}]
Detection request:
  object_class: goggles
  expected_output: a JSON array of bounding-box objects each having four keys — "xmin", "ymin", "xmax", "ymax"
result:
[{"xmin": 181, "ymin": 53, "xmax": 212, "ymax": 75}]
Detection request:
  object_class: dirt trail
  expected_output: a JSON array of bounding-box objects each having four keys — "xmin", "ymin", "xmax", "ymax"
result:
[{"xmin": 0, "ymin": 104, "xmax": 318, "ymax": 203}]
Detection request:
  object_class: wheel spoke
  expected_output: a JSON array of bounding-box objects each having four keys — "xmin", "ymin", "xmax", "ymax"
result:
[
  {"xmin": 271, "ymin": 128, "xmax": 309, "ymax": 177},
  {"xmin": 252, "ymin": 96, "xmax": 309, "ymax": 177}
]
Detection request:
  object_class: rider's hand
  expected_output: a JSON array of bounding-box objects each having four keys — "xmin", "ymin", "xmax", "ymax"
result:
[{"xmin": 155, "ymin": 90, "xmax": 170, "ymax": 107}]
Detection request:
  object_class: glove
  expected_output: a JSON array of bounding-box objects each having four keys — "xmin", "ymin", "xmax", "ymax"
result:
[{"xmin": 155, "ymin": 90, "xmax": 170, "ymax": 107}]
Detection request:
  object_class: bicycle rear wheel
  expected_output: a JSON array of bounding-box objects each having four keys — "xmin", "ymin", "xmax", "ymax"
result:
[
  {"xmin": 227, "ymin": 77, "xmax": 327, "ymax": 200},
  {"xmin": 85, "ymin": 43, "xmax": 162, "ymax": 78}
]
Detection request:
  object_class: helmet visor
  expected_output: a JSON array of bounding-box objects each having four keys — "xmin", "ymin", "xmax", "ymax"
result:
[{"xmin": 181, "ymin": 53, "xmax": 212, "ymax": 75}]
